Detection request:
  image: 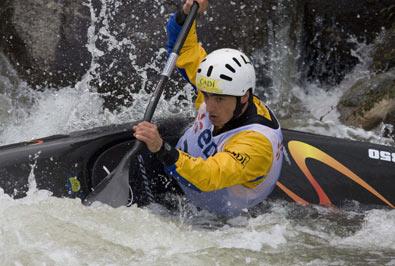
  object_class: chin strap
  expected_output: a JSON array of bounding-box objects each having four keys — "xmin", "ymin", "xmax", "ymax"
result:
[
  {"xmin": 232, "ymin": 89, "xmax": 253, "ymax": 119},
  {"xmin": 232, "ymin": 96, "xmax": 244, "ymax": 118}
]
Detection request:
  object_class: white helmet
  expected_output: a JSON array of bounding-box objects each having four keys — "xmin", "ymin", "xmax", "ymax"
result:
[{"xmin": 196, "ymin": 48, "xmax": 256, "ymax": 96}]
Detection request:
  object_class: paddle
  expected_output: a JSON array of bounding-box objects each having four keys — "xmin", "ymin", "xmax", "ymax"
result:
[{"xmin": 82, "ymin": 2, "xmax": 199, "ymax": 207}]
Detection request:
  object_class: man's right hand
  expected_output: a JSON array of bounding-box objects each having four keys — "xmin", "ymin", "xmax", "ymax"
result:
[{"xmin": 183, "ymin": 0, "xmax": 208, "ymax": 15}]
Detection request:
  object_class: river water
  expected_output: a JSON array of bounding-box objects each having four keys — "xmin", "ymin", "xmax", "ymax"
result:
[{"xmin": 1, "ymin": 0, "xmax": 395, "ymax": 265}]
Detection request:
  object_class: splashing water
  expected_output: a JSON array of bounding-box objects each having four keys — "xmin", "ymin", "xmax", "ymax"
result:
[{"xmin": 0, "ymin": 0, "xmax": 394, "ymax": 265}]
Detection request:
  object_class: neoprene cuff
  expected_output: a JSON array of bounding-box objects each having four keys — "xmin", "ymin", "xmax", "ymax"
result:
[{"xmin": 155, "ymin": 141, "xmax": 179, "ymax": 166}]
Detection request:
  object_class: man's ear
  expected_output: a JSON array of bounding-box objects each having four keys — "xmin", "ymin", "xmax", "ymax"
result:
[{"xmin": 240, "ymin": 90, "xmax": 250, "ymax": 104}]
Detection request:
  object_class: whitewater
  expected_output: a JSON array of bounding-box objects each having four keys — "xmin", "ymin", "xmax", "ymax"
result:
[{"xmin": 0, "ymin": 0, "xmax": 394, "ymax": 265}]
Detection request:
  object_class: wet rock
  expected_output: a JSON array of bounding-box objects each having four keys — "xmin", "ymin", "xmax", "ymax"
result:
[
  {"xmin": 199, "ymin": 0, "xmax": 281, "ymax": 95},
  {"xmin": 303, "ymin": 0, "xmax": 394, "ymax": 86},
  {"xmin": 337, "ymin": 68, "xmax": 395, "ymax": 130},
  {"xmin": 385, "ymin": 110, "xmax": 395, "ymax": 125},
  {"xmin": 383, "ymin": 112, "xmax": 395, "ymax": 140},
  {"xmin": 59, "ymin": 0, "xmax": 282, "ymax": 109},
  {"xmin": 371, "ymin": 21, "xmax": 395, "ymax": 73},
  {"xmin": 0, "ymin": 0, "xmax": 308, "ymax": 109},
  {"xmin": 1, "ymin": 0, "xmax": 394, "ymax": 110},
  {"xmin": 0, "ymin": 0, "xmax": 91, "ymax": 88},
  {"xmin": 0, "ymin": 52, "xmax": 35, "ymax": 130}
]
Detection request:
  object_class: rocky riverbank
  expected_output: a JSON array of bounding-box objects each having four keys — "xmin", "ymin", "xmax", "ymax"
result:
[{"xmin": 0, "ymin": 0, "xmax": 394, "ymax": 137}]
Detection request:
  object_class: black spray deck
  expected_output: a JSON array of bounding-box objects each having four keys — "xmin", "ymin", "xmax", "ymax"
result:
[{"xmin": 0, "ymin": 117, "xmax": 394, "ymax": 208}]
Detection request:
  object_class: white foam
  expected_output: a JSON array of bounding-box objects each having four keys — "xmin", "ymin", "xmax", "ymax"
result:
[{"xmin": 333, "ymin": 209, "xmax": 395, "ymax": 249}]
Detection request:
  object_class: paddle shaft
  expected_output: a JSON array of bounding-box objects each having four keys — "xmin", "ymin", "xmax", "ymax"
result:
[
  {"xmin": 82, "ymin": 2, "xmax": 200, "ymax": 207},
  {"xmin": 120, "ymin": 2, "xmax": 200, "ymax": 172}
]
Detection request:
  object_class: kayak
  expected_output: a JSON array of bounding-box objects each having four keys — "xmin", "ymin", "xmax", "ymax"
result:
[{"xmin": 1, "ymin": 117, "xmax": 394, "ymax": 209}]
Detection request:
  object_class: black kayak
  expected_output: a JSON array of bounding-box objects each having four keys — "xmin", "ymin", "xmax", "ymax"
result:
[{"xmin": 1, "ymin": 117, "xmax": 394, "ymax": 209}]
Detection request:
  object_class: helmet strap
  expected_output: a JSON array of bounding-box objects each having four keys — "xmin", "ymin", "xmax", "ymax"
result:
[
  {"xmin": 232, "ymin": 89, "xmax": 253, "ymax": 119},
  {"xmin": 232, "ymin": 96, "xmax": 244, "ymax": 118}
]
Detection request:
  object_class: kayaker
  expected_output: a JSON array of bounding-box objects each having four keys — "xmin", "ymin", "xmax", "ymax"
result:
[{"xmin": 133, "ymin": 0, "xmax": 283, "ymax": 217}]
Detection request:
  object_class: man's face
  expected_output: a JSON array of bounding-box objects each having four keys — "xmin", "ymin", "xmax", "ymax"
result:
[{"xmin": 203, "ymin": 92, "xmax": 236, "ymax": 128}]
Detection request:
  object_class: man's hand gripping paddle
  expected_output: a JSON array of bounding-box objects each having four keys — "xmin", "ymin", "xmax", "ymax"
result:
[{"xmin": 83, "ymin": 2, "xmax": 199, "ymax": 207}]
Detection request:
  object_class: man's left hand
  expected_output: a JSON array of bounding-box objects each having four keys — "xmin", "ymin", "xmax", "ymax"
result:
[{"xmin": 133, "ymin": 121, "xmax": 163, "ymax": 153}]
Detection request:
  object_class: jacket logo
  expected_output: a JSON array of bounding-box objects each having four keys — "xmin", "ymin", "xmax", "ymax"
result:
[{"xmin": 225, "ymin": 149, "xmax": 251, "ymax": 168}]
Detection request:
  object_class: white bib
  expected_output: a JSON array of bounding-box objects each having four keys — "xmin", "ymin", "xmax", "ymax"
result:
[{"xmin": 175, "ymin": 103, "xmax": 283, "ymax": 216}]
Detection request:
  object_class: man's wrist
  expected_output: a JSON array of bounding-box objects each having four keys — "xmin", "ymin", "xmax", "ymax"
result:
[{"xmin": 154, "ymin": 141, "xmax": 179, "ymax": 166}]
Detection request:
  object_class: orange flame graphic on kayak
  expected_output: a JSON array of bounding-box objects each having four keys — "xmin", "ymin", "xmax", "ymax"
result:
[{"xmin": 277, "ymin": 140, "xmax": 394, "ymax": 208}]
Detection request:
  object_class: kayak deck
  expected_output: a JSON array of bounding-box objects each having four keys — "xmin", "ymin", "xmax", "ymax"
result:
[{"xmin": 0, "ymin": 117, "xmax": 394, "ymax": 209}]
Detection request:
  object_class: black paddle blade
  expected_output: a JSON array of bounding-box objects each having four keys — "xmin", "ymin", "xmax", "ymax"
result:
[{"xmin": 82, "ymin": 162, "xmax": 131, "ymax": 207}]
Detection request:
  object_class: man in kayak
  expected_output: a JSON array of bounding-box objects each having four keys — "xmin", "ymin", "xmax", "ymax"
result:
[{"xmin": 133, "ymin": 0, "xmax": 283, "ymax": 217}]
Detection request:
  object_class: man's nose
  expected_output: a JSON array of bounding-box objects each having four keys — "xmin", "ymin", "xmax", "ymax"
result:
[{"xmin": 205, "ymin": 97, "xmax": 216, "ymax": 113}]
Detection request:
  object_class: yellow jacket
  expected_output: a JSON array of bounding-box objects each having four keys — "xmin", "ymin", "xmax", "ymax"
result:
[{"xmin": 165, "ymin": 14, "xmax": 277, "ymax": 192}]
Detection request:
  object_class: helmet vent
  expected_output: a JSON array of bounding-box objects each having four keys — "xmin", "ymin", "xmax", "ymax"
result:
[
  {"xmin": 232, "ymin": 58, "xmax": 241, "ymax": 67},
  {"xmin": 225, "ymin": 64, "xmax": 235, "ymax": 73},
  {"xmin": 207, "ymin": 66, "xmax": 213, "ymax": 77},
  {"xmin": 241, "ymin": 55, "xmax": 250, "ymax": 64},
  {"xmin": 220, "ymin": 74, "xmax": 232, "ymax": 81}
]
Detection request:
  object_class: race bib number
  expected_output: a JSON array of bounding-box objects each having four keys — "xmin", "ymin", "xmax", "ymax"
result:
[{"xmin": 197, "ymin": 129, "xmax": 217, "ymax": 158}]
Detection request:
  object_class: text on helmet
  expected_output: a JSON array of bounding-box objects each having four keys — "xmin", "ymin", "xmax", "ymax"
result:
[{"xmin": 197, "ymin": 76, "xmax": 222, "ymax": 94}]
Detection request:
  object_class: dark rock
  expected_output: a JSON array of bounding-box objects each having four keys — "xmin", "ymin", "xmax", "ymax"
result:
[
  {"xmin": 65, "ymin": 0, "xmax": 283, "ymax": 109},
  {"xmin": 1, "ymin": 0, "xmax": 395, "ymax": 110},
  {"xmin": 382, "ymin": 120, "xmax": 395, "ymax": 140},
  {"xmin": 383, "ymin": 109, "xmax": 395, "ymax": 140},
  {"xmin": 337, "ymin": 67, "xmax": 395, "ymax": 130},
  {"xmin": 84, "ymin": 0, "xmax": 176, "ymax": 110},
  {"xmin": 0, "ymin": 0, "xmax": 91, "ymax": 88},
  {"xmin": 385, "ymin": 109, "xmax": 395, "ymax": 125},
  {"xmin": 0, "ymin": 52, "xmax": 35, "ymax": 131},
  {"xmin": 371, "ymin": 22, "xmax": 395, "ymax": 73},
  {"xmin": 0, "ymin": 0, "xmax": 304, "ymax": 109},
  {"xmin": 303, "ymin": 0, "xmax": 395, "ymax": 86}
]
